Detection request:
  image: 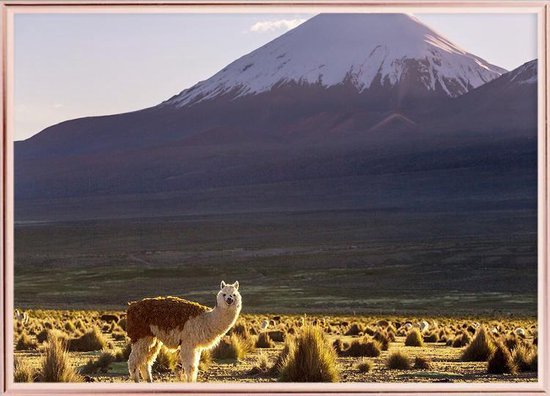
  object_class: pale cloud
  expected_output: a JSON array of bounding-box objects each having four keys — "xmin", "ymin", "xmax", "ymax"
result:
[
  {"xmin": 53, "ymin": 103, "xmax": 64, "ymax": 109},
  {"xmin": 249, "ymin": 19, "xmax": 306, "ymax": 33}
]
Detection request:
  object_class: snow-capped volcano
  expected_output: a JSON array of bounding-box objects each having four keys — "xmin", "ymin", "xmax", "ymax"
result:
[{"xmin": 166, "ymin": 13, "xmax": 506, "ymax": 108}]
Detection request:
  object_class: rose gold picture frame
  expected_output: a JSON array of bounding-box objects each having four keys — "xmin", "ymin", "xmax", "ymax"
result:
[{"xmin": 1, "ymin": 1, "xmax": 549, "ymax": 395}]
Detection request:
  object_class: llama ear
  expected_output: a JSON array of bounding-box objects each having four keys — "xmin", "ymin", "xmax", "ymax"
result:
[
  {"xmin": 220, "ymin": 280, "xmax": 226, "ymax": 289},
  {"xmin": 233, "ymin": 281, "xmax": 239, "ymax": 290}
]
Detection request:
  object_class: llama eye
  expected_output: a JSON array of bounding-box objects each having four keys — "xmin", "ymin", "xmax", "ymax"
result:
[{"xmin": 223, "ymin": 294, "xmax": 226, "ymax": 297}]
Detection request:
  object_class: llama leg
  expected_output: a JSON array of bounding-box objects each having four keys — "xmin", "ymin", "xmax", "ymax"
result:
[
  {"xmin": 188, "ymin": 349, "xmax": 201, "ymax": 383},
  {"xmin": 145, "ymin": 340, "xmax": 162, "ymax": 383},
  {"xmin": 179, "ymin": 346, "xmax": 197, "ymax": 382},
  {"xmin": 128, "ymin": 336, "xmax": 155, "ymax": 383}
]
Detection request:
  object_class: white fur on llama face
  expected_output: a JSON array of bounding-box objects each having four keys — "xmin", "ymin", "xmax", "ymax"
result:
[{"xmin": 128, "ymin": 281, "xmax": 242, "ymax": 383}]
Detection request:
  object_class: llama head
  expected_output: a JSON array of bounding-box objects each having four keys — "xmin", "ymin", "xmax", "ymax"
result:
[{"xmin": 217, "ymin": 280, "xmax": 241, "ymax": 310}]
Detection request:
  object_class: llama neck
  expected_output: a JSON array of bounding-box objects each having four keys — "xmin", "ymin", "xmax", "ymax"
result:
[{"xmin": 204, "ymin": 305, "xmax": 240, "ymax": 337}]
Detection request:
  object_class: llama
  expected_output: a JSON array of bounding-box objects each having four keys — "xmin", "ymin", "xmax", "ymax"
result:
[{"xmin": 126, "ymin": 281, "xmax": 241, "ymax": 383}]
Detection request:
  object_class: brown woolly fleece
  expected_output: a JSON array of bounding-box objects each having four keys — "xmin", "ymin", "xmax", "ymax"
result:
[{"xmin": 126, "ymin": 296, "xmax": 211, "ymax": 343}]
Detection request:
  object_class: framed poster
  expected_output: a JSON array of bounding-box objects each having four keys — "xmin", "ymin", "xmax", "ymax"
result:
[{"xmin": 1, "ymin": 1, "xmax": 548, "ymax": 395}]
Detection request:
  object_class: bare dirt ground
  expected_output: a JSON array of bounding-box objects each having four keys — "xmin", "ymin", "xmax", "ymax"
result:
[{"xmin": 13, "ymin": 310, "xmax": 537, "ymax": 383}]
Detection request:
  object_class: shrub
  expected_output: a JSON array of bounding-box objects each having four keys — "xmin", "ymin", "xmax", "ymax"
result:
[
  {"xmin": 279, "ymin": 325, "xmax": 339, "ymax": 382},
  {"xmin": 452, "ymin": 332, "xmax": 472, "ymax": 348},
  {"xmin": 513, "ymin": 344, "xmax": 537, "ymax": 372},
  {"xmin": 39, "ymin": 334, "xmax": 82, "ymax": 382},
  {"xmin": 64, "ymin": 321, "xmax": 76, "ymax": 333},
  {"xmin": 332, "ymin": 338, "xmax": 347, "ymax": 355},
  {"xmin": 270, "ymin": 340, "xmax": 295, "ymax": 375},
  {"xmin": 461, "ymin": 327, "xmax": 495, "ymax": 362},
  {"xmin": 112, "ymin": 331, "xmax": 127, "ymax": 341},
  {"xmin": 424, "ymin": 333, "xmax": 439, "ymax": 343},
  {"xmin": 80, "ymin": 351, "xmax": 115, "ymax": 374},
  {"xmin": 248, "ymin": 352, "xmax": 270, "ymax": 375},
  {"xmin": 212, "ymin": 334, "xmax": 248, "ymax": 361},
  {"xmin": 356, "ymin": 359, "xmax": 373, "ymax": 373},
  {"xmin": 345, "ymin": 323, "xmax": 363, "ymax": 336},
  {"xmin": 268, "ymin": 330, "xmax": 285, "ymax": 342},
  {"xmin": 487, "ymin": 343, "xmax": 516, "ymax": 374},
  {"xmin": 153, "ymin": 346, "xmax": 177, "ymax": 373},
  {"xmin": 503, "ymin": 334, "xmax": 520, "ymax": 352},
  {"xmin": 405, "ymin": 329, "xmax": 424, "ymax": 347},
  {"xmin": 16, "ymin": 333, "xmax": 38, "ymax": 350},
  {"xmin": 256, "ymin": 332, "xmax": 275, "ymax": 348},
  {"xmin": 343, "ymin": 338, "xmax": 381, "ymax": 357},
  {"xmin": 14, "ymin": 357, "xmax": 36, "ymax": 382},
  {"xmin": 386, "ymin": 350, "xmax": 411, "ymax": 370},
  {"xmin": 199, "ymin": 349, "xmax": 212, "ymax": 371},
  {"xmin": 413, "ymin": 356, "xmax": 432, "ymax": 370},
  {"xmin": 68, "ymin": 327, "xmax": 107, "ymax": 352}
]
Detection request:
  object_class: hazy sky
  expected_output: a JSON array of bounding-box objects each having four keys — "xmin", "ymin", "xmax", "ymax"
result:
[{"xmin": 14, "ymin": 12, "xmax": 537, "ymax": 141}]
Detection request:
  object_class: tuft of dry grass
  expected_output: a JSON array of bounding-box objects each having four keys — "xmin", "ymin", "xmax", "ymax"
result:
[
  {"xmin": 386, "ymin": 350, "xmax": 411, "ymax": 370},
  {"xmin": 342, "ymin": 337, "xmax": 381, "ymax": 357},
  {"xmin": 248, "ymin": 352, "xmax": 271, "ymax": 376},
  {"xmin": 452, "ymin": 332, "xmax": 472, "ymax": 348},
  {"xmin": 270, "ymin": 340, "xmax": 295, "ymax": 375},
  {"xmin": 513, "ymin": 344, "xmax": 538, "ymax": 373},
  {"xmin": 279, "ymin": 325, "xmax": 339, "ymax": 382},
  {"xmin": 39, "ymin": 334, "xmax": 83, "ymax": 382},
  {"xmin": 153, "ymin": 346, "xmax": 177, "ymax": 373},
  {"xmin": 14, "ymin": 357, "xmax": 37, "ymax": 382},
  {"xmin": 199, "ymin": 349, "xmax": 212, "ymax": 371},
  {"xmin": 461, "ymin": 326, "xmax": 495, "ymax": 362},
  {"xmin": 212, "ymin": 334, "xmax": 250, "ymax": 361},
  {"xmin": 16, "ymin": 333, "xmax": 38, "ymax": 351},
  {"xmin": 68, "ymin": 327, "xmax": 107, "ymax": 352},
  {"xmin": 405, "ymin": 328, "xmax": 424, "ymax": 347},
  {"xmin": 81, "ymin": 351, "xmax": 115, "ymax": 374},
  {"xmin": 487, "ymin": 342, "xmax": 516, "ymax": 374},
  {"xmin": 345, "ymin": 323, "xmax": 363, "ymax": 336},
  {"xmin": 423, "ymin": 332, "xmax": 439, "ymax": 343},
  {"xmin": 356, "ymin": 359, "xmax": 373, "ymax": 373},
  {"xmin": 256, "ymin": 332, "xmax": 275, "ymax": 348},
  {"xmin": 413, "ymin": 356, "xmax": 432, "ymax": 370}
]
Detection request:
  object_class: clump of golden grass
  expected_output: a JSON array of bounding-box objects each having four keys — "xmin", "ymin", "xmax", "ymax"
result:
[
  {"xmin": 487, "ymin": 342, "xmax": 516, "ymax": 374},
  {"xmin": 64, "ymin": 321, "xmax": 76, "ymax": 333},
  {"xmin": 341, "ymin": 337, "xmax": 381, "ymax": 357},
  {"xmin": 373, "ymin": 330, "xmax": 391, "ymax": 350},
  {"xmin": 356, "ymin": 359, "xmax": 373, "ymax": 373},
  {"xmin": 386, "ymin": 350, "xmax": 411, "ymax": 370},
  {"xmin": 16, "ymin": 332, "xmax": 38, "ymax": 350},
  {"xmin": 212, "ymin": 334, "xmax": 252, "ymax": 361},
  {"xmin": 39, "ymin": 334, "xmax": 82, "ymax": 382},
  {"xmin": 68, "ymin": 327, "xmax": 107, "ymax": 352},
  {"xmin": 14, "ymin": 357, "xmax": 37, "ymax": 382},
  {"xmin": 199, "ymin": 349, "xmax": 212, "ymax": 371},
  {"xmin": 423, "ymin": 332, "xmax": 439, "ymax": 343},
  {"xmin": 153, "ymin": 346, "xmax": 178, "ymax": 373},
  {"xmin": 268, "ymin": 330, "xmax": 285, "ymax": 342},
  {"xmin": 270, "ymin": 340, "xmax": 295, "ymax": 375},
  {"xmin": 461, "ymin": 326, "xmax": 495, "ymax": 362},
  {"xmin": 512, "ymin": 344, "xmax": 538, "ymax": 372},
  {"xmin": 248, "ymin": 352, "xmax": 271, "ymax": 376},
  {"xmin": 345, "ymin": 323, "xmax": 363, "ymax": 336},
  {"xmin": 413, "ymin": 356, "xmax": 432, "ymax": 370},
  {"xmin": 405, "ymin": 328, "xmax": 424, "ymax": 347},
  {"xmin": 451, "ymin": 332, "xmax": 472, "ymax": 348},
  {"xmin": 81, "ymin": 351, "xmax": 115, "ymax": 374},
  {"xmin": 279, "ymin": 325, "xmax": 339, "ymax": 382},
  {"xmin": 256, "ymin": 332, "xmax": 275, "ymax": 348}
]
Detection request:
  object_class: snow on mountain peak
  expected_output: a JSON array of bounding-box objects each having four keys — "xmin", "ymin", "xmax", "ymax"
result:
[{"xmin": 166, "ymin": 13, "xmax": 506, "ymax": 108}]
